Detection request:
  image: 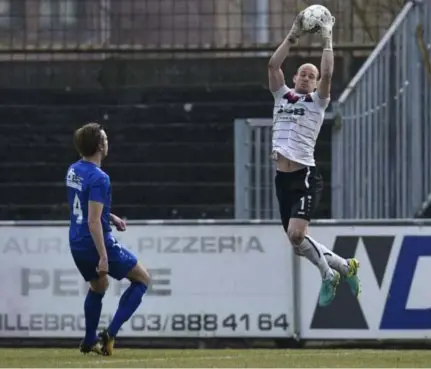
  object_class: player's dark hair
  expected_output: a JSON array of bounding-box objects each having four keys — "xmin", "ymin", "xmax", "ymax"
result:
[{"xmin": 74, "ymin": 122, "xmax": 105, "ymax": 157}]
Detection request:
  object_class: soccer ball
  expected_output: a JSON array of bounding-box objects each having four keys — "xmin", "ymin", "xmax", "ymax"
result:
[{"xmin": 301, "ymin": 5, "xmax": 333, "ymax": 33}]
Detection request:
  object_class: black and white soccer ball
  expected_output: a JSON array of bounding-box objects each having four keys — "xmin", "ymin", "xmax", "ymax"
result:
[{"xmin": 301, "ymin": 4, "xmax": 334, "ymax": 33}]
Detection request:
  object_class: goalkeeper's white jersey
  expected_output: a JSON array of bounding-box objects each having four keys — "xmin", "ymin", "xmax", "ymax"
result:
[{"xmin": 271, "ymin": 84, "xmax": 330, "ymax": 167}]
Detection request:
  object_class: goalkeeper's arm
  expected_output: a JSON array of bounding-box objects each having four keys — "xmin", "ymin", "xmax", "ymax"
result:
[
  {"xmin": 317, "ymin": 21, "xmax": 334, "ymax": 99},
  {"xmin": 268, "ymin": 11, "xmax": 304, "ymax": 93}
]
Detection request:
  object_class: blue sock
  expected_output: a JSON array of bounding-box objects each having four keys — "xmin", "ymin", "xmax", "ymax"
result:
[
  {"xmin": 108, "ymin": 282, "xmax": 147, "ymax": 337},
  {"xmin": 84, "ymin": 289, "xmax": 104, "ymax": 345}
]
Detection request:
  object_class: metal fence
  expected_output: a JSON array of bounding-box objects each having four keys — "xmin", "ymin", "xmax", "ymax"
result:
[
  {"xmin": 0, "ymin": 0, "xmax": 401, "ymax": 51},
  {"xmin": 234, "ymin": 115, "xmax": 334, "ymax": 219},
  {"xmin": 234, "ymin": 119, "xmax": 277, "ymax": 219},
  {"xmin": 334, "ymin": 0, "xmax": 431, "ymax": 219}
]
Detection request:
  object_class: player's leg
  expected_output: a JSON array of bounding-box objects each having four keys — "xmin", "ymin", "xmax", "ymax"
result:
[
  {"xmin": 80, "ymin": 276, "xmax": 108, "ymax": 354},
  {"xmin": 99, "ymin": 240, "xmax": 151, "ymax": 355},
  {"xmin": 288, "ymin": 167, "xmax": 340, "ymax": 307},
  {"xmin": 304, "ymin": 235, "xmax": 349, "ymax": 274},
  {"xmin": 288, "ymin": 218, "xmax": 334, "ymax": 280},
  {"xmin": 275, "ymin": 169, "xmax": 329, "ymax": 275},
  {"xmin": 71, "ymin": 250, "xmax": 107, "ymax": 355},
  {"xmin": 305, "ymin": 235, "xmax": 361, "ymax": 297},
  {"xmin": 104, "ymin": 263, "xmax": 150, "ymax": 340},
  {"xmin": 296, "ymin": 168, "xmax": 360, "ymax": 295},
  {"xmin": 276, "ymin": 170, "xmax": 335, "ymax": 285},
  {"xmin": 288, "ymin": 217, "xmax": 339, "ymax": 306}
]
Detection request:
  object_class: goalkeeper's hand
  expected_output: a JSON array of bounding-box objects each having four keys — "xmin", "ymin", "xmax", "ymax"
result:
[
  {"xmin": 287, "ymin": 11, "xmax": 305, "ymax": 44},
  {"xmin": 318, "ymin": 15, "xmax": 335, "ymax": 40}
]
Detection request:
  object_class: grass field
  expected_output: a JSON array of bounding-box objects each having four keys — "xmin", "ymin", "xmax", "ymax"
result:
[{"xmin": 1, "ymin": 348, "xmax": 431, "ymax": 367}]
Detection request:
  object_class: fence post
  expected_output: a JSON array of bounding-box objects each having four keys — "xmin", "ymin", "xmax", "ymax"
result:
[
  {"xmin": 409, "ymin": 5, "xmax": 424, "ymax": 213},
  {"xmin": 234, "ymin": 119, "xmax": 251, "ymax": 219}
]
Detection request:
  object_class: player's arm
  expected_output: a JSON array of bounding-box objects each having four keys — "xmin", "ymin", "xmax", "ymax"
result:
[
  {"xmin": 88, "ymin": 201, "xmax": 108, "ymax": 260},
  {"xmin": 109, "ymin": 213, "xmax": 126, "ymax": 231},
  {"xmin": 88, "ymin": 177, "xmax": 109, "ymax": 260},
  {"xmin": 268, "ymin": 11, "xmax": 304, "ymax": 94},
  {"xmin": 316, "ymin": 18, "xmax": 335, "ymax": 100}
]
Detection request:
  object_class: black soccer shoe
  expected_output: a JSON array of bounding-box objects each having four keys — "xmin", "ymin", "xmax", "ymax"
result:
[{"xmin": 79, "ymin": 339, "xmax": 104, "ymax": 355}]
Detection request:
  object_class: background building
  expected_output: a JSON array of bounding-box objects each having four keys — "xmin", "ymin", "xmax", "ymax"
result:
[{"xmin": 0, "ymin": 0, "xmax": 403, "ymax": 221}]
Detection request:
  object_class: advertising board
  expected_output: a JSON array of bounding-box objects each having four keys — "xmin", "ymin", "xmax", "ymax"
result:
[
  {"xmin": 0, "ymin": 223, "xmax": 294, "ymax": 338},
  {"xmin": 300, "ymin": 224, "xmax": 431, "ymax": 339}
]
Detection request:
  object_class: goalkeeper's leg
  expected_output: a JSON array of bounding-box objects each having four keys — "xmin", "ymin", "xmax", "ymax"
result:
[{"xmin": 304, "ymin": 235, "xmax": 361, "ymax": 297}]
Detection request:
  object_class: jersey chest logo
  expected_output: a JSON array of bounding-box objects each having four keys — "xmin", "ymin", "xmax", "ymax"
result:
[
  {"xmin": 277, "ymin": 106, "xmax": 305, "ymax": 116},
  {"xmin": 66, "ymin": 168, "xmax": 83, "ymax": 191},
  {"xmin": 277, "ymin": 92, "xmax": 313, "ymax": 117},
  {"xmin": 283, "ymin": 91, "xmax": 313, "ymax": 104}
]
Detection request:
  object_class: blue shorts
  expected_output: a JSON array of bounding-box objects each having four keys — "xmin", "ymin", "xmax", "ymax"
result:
[{"xmin": 70, "ymin": 237, "xmax": 138, "ymax": 282}]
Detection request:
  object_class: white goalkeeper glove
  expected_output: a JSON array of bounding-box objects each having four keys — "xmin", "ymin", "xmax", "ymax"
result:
[
  {"xmin": 287, "ymin": 11, "xmax": 305, "ymax": 44},
  {"xmin": 317, "ymin": 15, "xmax": 335, "ymax": 48}
]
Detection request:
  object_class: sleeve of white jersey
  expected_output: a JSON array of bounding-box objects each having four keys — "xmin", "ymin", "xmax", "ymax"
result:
[
  {"xmin": 272, "ymin": 84, "xmax": 290, "ymax": 101},
  {"xmin": 310, "ymin": 91, "xmax": 330, "ymax": 109}
]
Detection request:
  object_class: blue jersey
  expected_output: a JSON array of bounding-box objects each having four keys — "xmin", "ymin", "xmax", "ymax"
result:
[{"xmin": 66, "ymin": 160, "xmax": 112, "ymax": 248}]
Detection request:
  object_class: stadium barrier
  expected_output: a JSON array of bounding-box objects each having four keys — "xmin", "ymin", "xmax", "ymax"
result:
[
  {"xmin": 334, "ymin": 0, "xmax": 431, "ymax": 219},
  {"xmin": 1, "ymin": 219, "xmax": 431, "ymax": 341},
  {"xmin": 234, "ymin": 114, "xmax": 335, "ymax": 220}
]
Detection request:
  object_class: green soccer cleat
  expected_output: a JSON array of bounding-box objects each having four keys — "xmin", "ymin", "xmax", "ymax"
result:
[
  {"xmin": 318, "ymin": 270, "xmax": 340, "ymax": 307},
  {"xmin": 345, "ymin": 258, "xmax": 361, "ymax": 297}
]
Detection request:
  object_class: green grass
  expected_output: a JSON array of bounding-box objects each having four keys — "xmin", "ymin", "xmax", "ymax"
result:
[{"xmin": 1, "ymin": 348, "xmax": 431, "ymax": 367}]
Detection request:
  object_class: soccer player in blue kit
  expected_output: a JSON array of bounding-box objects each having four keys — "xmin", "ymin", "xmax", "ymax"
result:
[{"xmin": 65, "ymin": 122, "xmax": 151, "ymax": 356}]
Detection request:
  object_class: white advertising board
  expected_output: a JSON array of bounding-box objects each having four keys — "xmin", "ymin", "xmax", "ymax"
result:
[
  {"xmin": 300, "ymin": 224, "xmax": 431, "ymax": 339},
  {"xmin": 0, "ymin": 224, "xmax": 294, "ymax": 338}
]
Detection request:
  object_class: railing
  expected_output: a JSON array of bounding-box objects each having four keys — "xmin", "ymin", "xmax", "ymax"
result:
[
  {"xmin": 334, "ymin": 0, "xmax": 431, "ymax": 219},
  {"xmin": 234, "ymin": 118, "xmax": 278, "ymax": 220},
  {"xmin": 234, "ymin": 115, "xmax": 334, "ymax": 219}
]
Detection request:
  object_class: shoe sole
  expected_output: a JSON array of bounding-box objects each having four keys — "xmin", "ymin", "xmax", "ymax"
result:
[
  {"xmin": 346, "ymin": 259, "xmax": 361, "ymax": 297},
  {"xmin": 318, "ymin": 272, "xmax": 340, "ymax": 307}
]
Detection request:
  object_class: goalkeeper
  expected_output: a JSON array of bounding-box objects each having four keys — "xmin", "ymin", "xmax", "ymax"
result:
[{"xmin": 267, "ymin": 9, "xmax": 361, "ymax": 307}]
